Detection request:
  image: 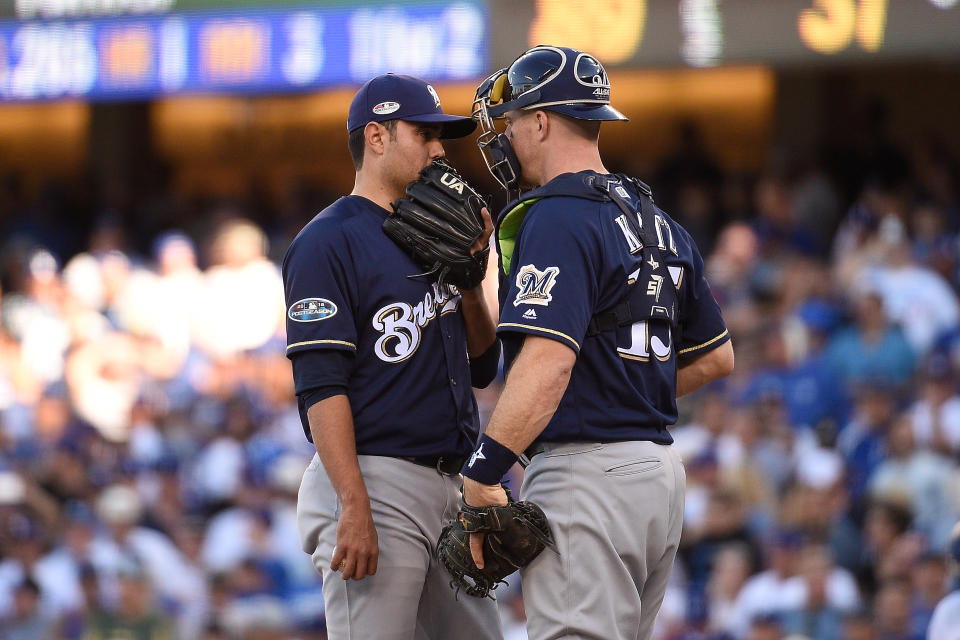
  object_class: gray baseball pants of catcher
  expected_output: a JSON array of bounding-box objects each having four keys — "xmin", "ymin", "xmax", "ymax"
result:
[
  {"xmin": 520, "ymin": 441, "xmax": 686, "ymax": 640},
  {"xmin": 298, "ymin": 453, "xmax": 503, "ymax": 640}
]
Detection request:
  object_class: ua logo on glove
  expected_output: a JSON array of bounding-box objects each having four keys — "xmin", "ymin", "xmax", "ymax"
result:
[{"xmin": 440, "ymin": 172, "xmax": 466, "ymax": 194}]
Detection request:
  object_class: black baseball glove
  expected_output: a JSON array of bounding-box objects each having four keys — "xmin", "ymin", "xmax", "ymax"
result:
[
  {"xmin": 383, "ymin": 159, "xmax": 490, "ymax": 291},
  {"xmin": 436, "ymin": 485, "xmax": 554, "ymax": 599}
]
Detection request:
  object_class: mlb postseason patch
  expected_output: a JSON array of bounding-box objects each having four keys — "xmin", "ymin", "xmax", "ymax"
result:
[
  {"xmin": 373, "ymin": 101, "xmax": 400, "ymax": 115},
  {"xmin": 288, "ymin": 298, "xmax": 337, "ymax": 322},
  {"xmin": 513, "ymin": 264, "xmax": 559, "ymax": 307}
]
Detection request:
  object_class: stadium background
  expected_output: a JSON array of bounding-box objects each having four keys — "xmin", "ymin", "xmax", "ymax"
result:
[{"xmin": 1, "ymin": 0, "xmax": 960, "ymax": 638}]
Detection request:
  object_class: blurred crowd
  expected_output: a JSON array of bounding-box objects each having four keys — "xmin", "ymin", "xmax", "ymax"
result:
[{"xmin": 0, "ymin": 114, "xmax": 959, "ymax": 640}]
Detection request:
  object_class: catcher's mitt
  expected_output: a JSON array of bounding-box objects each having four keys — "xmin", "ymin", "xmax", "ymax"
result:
[
  {"xmin": 436, "ymin": 486, "xmax": 554, "ymax": 599},
  {"xmin": 384, "ymin": 159, "xmax": 490, "ymax": 291}
]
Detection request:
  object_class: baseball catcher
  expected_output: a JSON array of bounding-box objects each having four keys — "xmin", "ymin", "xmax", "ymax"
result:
[
  {"xmin": 383, "ymin": 158, "xmax": 490, "ymax": 290},
  {"xmin": 437, "ymin": 485, "xmax": 554, "ymax": 598}
]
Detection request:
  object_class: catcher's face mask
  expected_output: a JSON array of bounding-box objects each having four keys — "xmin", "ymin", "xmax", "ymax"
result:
[
  {"xmin": 472, "ymin": 68, "xmax": 522, "ymax": 191},
  {"xmin": 472, "ymin": 45, "xmax": 628, "ymax": 191}
]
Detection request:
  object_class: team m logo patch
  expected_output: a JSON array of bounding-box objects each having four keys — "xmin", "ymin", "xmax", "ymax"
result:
[{"xmin": 513, "ymin": 264, "xmax": 559, "ymax": 307}]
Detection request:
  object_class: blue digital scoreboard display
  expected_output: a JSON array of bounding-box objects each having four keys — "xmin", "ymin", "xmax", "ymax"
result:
[{"xmin": 0, "ymin": 2, "xmax": 487, "ymax": 101}]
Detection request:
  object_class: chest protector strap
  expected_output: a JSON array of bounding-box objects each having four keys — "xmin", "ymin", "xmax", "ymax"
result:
[{"xmin": 585, "ymin": 177, "xmax": 679, "ymax": 338}]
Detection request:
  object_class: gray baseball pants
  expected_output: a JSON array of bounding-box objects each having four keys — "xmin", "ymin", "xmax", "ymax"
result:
[
  {"xmin": 519, "ymin": 441, "xmax": 686, "ymax": 640},
  {"xmin": 298, "ymin": 453, "xmax": 503, "ymax": 640}
]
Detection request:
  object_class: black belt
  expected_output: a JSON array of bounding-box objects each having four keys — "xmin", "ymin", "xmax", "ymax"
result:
[
  {"xmin": 518, "ymin": 442, "xmax": 547, "ymax": 468},
  {"xmin": 524, "ymin": 442, "xmax": 547, "ymax": 459},
  {"xmin": 400, "ymin": 455, "xmax": 466, "ymax": 476}
]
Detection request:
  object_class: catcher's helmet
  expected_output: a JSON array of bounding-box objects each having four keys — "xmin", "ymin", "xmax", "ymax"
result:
[
  {"xmin": 477, "ymin": 45, "xmax": 628, "ymax": 123},
  {"xmin": 473, "ymin": 45, "xmax": 627, "ymax": 190}
]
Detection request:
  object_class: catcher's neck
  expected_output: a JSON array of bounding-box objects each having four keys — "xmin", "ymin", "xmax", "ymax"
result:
[{"xmin": 539, "ymin": 144, "xmax": 607, "ymax": 186}]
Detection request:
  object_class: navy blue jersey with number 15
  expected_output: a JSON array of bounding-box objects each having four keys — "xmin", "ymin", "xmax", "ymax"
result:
[
  {"xmin": 282, "ymin": 195, "xmax": 483, "ymax": 458},
  {"xmin": 496, "ymin": 171, "xmax": 730, "ymax": 444}
]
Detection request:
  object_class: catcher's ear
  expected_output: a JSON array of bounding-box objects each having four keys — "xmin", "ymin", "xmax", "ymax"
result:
[{"xmin": 535, "ymin": 111, "xmax": 548, "ymax": 141}]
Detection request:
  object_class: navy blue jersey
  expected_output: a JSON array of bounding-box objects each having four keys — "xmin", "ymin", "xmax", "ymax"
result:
[
  {"xmin": 496, "ymin": 171, "xmax": 729, "ymax": 443},
  {"xmin": 282, "ymin": 195, "xmax": 480, "ymax": 458}
]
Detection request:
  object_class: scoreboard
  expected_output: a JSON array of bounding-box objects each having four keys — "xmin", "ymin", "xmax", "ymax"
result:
[
  {"xmin": 1, "ymin": 1, "xmax": 959, "ymax": 103},
  {"xmin": 492, "ymin": 0, "xmax": 960, "ymax": 69},
  {"xmin": 0, "ymin": 2, "xmax": 487, "ymax": 101}
]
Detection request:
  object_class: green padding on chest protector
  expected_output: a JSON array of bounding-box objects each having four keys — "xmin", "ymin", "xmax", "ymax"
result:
[{"xmin": 498, "ymin": 198, "xmax": 541, "ymax": 276}]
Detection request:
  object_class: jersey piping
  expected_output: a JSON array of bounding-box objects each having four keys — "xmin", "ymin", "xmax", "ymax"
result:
[
  {"xmin": 497, "ymin": 322, "xmax": 581, "ymax": 351},
  {"xmin": 677, "ymin": 329, "xmax": 729, "ymax": 355},
  {"xmin": 286, "ymin": 338, "xmax": 357, "ymax": 352}
]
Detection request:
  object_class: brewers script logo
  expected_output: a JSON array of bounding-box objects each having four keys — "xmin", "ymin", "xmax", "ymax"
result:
[
  {"xmin": 513, "ymin": 264, "xmax": 559, "ymax": 307},
  {"xmin": 372, "ymin": 283, "xmax": 460, "ymax": 363}
]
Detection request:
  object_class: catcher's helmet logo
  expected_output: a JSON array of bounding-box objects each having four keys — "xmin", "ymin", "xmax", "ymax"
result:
[
  {"xmin": 440, "ymin": 172, "xmax": 465, "ymax": 194},
  {"xmin": 513, "ymin": 264, "xmax": 559, "ymax": 307}
]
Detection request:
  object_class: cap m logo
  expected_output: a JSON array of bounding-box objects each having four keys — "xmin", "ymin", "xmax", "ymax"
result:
[
  {"xmin": 426, "ymin": 84, "xmax": 441, "ymax": 108},
  {"xmin": 513, "ymin": 264, "xmax": 560, "ymax": 307}
]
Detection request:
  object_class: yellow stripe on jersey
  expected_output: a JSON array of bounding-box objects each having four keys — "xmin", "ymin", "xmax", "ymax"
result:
[
  {"xmin": 497, "ymin": 322, "xmax": 581, "ymax": 351},
  {"xmin": 678, "ymin": 329, "xmax": 729, "ymax": 355},
  {"xmin": 286, "ymin": 339, "xmax": 357, "ymax": 352}
]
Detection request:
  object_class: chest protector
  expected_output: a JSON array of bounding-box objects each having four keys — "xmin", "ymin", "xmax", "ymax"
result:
[{"xmin": 498, "ymin": 173, "xmax": 679, "ymax": 340}]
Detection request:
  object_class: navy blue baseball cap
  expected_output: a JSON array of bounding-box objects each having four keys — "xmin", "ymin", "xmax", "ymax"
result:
[{"xmin": 347, "ymin": 74, "xmax": 477, "ymax": 139}]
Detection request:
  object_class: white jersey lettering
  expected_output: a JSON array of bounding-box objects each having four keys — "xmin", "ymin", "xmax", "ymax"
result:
[{"xmin": 372, "ymin": 283, "xmax": 459, "ymax": 363}]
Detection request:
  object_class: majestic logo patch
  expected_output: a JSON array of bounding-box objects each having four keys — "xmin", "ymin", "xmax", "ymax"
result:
[
  {"xmin": 426, "ymin": 84, "xmax": 441, "ymax": 108},
  {"xmin": 523, "ymin": 308, "xmax": 538, "ymax": 320},
  {"xmin": 373, "ymin": 101, "xmax": 400, "ymax": 115},
  {"xmin": 288, "ymin": 298, "xmax": 337, "ymax": 322},
  {"xmin": 513, "ymin": 264, "xmax": 559, "ymax": 307}
]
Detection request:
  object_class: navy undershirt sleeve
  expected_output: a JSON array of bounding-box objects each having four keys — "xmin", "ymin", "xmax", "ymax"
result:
[
  {"xmin": 469, "ymin": 339, "xmax": 501, "ymax": 389},
  {"xmin": 292, "ymin": 349, "xmax": 354, "ymax": 441},
  {"xmin": 291, "ymin": 348, "xmax": 354, "ymax": 394}
]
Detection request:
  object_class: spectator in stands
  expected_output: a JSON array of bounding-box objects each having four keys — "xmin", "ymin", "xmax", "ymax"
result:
[
  {"xmin": 868, "ymin": 412, "xmax": 957, "ymax": 550},
  {"xmin": 84, "ymin": 563, "xmax": 175, "ymax": 640},
  {"xmin": 192, "ymin": 219, "xmax": 284, "ymax": 358},
  {"xmin": 780, "ymin": 542, "xmax": 859, "ymax": 639},
  {"xmin": 908, "ymin": 352, "xmax": 960, "ymax": 456},
  {"xmin": 928, "ymin": 521, "xmax": 960, "ymax": 640},
  {"xmin": 910, "ymin": 552, "xmax": 948, "ymax": 635},
  {"xmin": 705, "ymin": 543, "xmax": 753, "ymax": 635},
  {"xmin": 825, "ymin": 285, "xmax": 915, "ymax": 390},
  {"xmin": 837, "ymin": 383, "xmax": 899, "ymax": 505},
  {"xmin": 873, "ymin": 578, "xmax": 924, "ymax": 640},
  {"xmin": 728, "ymin": 530, "xmax": 803, "ymax": 637},
  {"xmin": 1, "ymin": 577, "xmax": 57, "ymax": 640}
]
